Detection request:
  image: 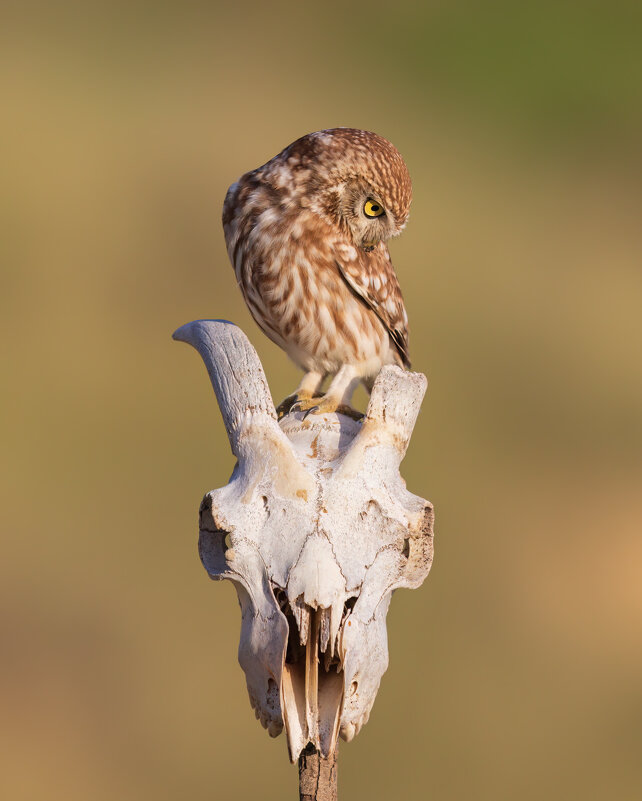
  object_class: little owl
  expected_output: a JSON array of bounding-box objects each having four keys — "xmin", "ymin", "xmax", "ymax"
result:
[{"xmin": 222, "ymin": 128, "xmax": 411, "ymax": 417}]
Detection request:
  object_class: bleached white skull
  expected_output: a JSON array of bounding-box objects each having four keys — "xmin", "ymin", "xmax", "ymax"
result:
[{"xmin": 175, "ymin": 320, "xmax": 434, "ymax": 761}]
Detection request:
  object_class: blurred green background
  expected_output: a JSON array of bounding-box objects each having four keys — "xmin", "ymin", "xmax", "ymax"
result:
[{"xmin": 2, "ymin": 2, "xmax": 641, "ymax": 799}]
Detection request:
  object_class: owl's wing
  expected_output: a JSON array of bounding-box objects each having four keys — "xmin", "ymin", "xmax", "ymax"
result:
[{"xmin": 333, "ymin": 243, "xmax": 411, "ymax": 369}]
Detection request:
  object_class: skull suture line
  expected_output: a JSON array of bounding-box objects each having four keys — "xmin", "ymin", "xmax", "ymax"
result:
[{"xmin": 174, "ymin": 320, "xmax": 434, "ymax": 761}]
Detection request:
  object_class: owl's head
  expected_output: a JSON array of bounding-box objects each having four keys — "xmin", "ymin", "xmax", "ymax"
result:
[{"xmin": 285, "ymin": 128, "xmax": 412, "ymax": 253}]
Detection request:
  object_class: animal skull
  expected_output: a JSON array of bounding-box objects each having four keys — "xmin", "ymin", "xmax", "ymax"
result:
[{"xmin": 174, "ymin": 320, "xmax": 434, "ymax": 761}]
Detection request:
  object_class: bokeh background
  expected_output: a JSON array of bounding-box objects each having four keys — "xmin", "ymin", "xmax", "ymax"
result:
[{"xmin": 2, "ymin": 2, "xmax": 641, "ymax": 799}]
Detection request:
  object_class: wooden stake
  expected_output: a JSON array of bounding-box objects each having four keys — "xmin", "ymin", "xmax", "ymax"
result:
[{"xmin": 299, "ymin": 744, "xmax": 338, "ymax": 801}]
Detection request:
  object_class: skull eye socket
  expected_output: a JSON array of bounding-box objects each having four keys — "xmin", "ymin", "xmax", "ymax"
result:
[{"xmin": 363, "ymin": 199, "xmax": 384, "ymax": 218}]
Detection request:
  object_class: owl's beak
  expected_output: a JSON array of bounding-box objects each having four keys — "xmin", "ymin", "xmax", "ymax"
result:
[{"xmin": 361, "ymin": 240, "xmax": 378, "ymax": 253}]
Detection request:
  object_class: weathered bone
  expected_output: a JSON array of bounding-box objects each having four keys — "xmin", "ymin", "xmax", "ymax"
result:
[
  {"xmin": 173, "ymin": 319, "xmax": 312, "ymax": 498},
  {"xmin": 174, "ymin": 320, "xmax": 434, "ymax": 762},
  {"xmin": 347, "ymin": 363, "xmax": 427, "ymax": 459},
  {"xmin": 172, "ymin": 319, "xmax": 276, "ymax": 449}
]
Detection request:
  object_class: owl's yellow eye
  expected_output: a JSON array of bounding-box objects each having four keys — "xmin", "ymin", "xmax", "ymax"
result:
[{"xmin": 363, "ymin": 199, "xmax": 384, "ymax": 218}]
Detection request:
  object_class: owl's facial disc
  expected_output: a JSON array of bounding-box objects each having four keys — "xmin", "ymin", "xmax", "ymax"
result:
[
  {"xmin": 329, "ymin": 182, "xmax": 397, "ymax": 251},
  {"xmin": 357, "ymin": 195, "xmax": 394, "ymax": 252}
]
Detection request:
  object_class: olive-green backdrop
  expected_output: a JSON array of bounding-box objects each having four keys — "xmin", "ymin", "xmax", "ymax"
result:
[{"xmin": 2, "ymin": 2, "xmax": 641, "ymax": 799}]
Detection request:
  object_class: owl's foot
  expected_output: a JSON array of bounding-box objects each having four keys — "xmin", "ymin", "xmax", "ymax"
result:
[
  {"xmin": 276, "ymin": 391, "xmax": 314, "ymax": 420},
  {"xmin": 291, "ymin": 396, "xmax": 364, "ymax": 422},
  {"xmin": 276, "ymin": 371, "xmax": 326, "ymax": 419}
]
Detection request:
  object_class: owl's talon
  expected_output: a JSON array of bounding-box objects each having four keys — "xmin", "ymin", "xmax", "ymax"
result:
[
  {"xmin": 288, "ymin": 399, "xmax": 315, "ymax": 416},
  {"xmin": 276, "ymin": 395, "xmax": 299, "ymax": 419},
  {"xmin": 288, "ymin": 396, "xmax": 327, "ymax": 415}
]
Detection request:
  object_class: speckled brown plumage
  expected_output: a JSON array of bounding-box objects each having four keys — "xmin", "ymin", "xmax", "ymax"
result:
[{"xmin": 222, "ymin": 128, "xmax": 412, "ymax": 413}]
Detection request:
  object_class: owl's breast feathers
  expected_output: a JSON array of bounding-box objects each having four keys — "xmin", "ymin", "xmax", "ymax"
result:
[{"xmin": 222, "ymin": 156, "xmax": 410, "ymax": 375}]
